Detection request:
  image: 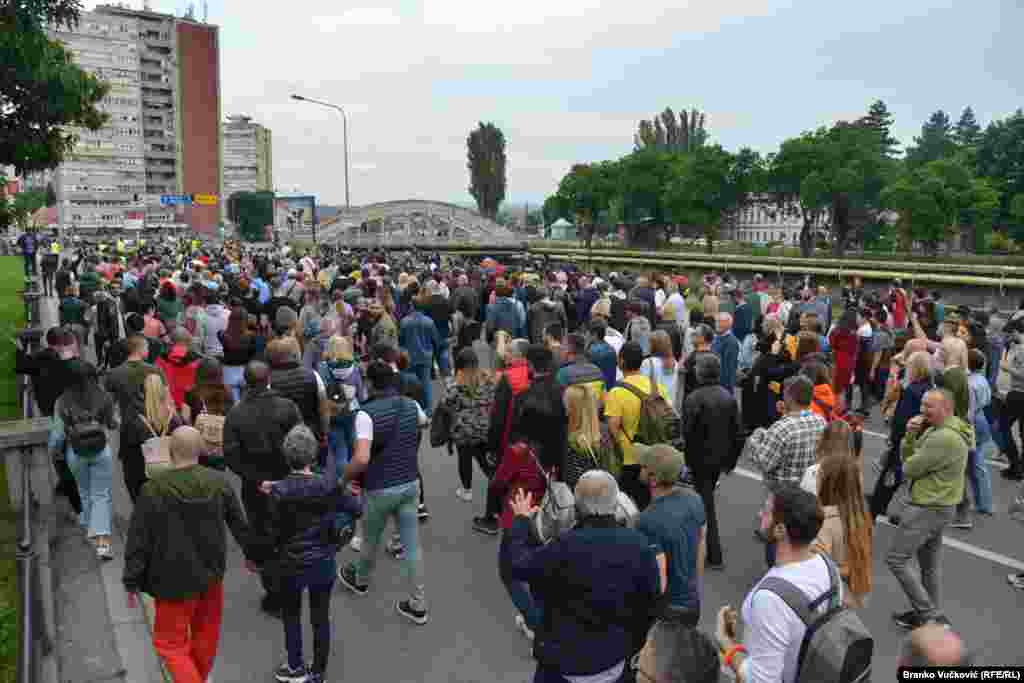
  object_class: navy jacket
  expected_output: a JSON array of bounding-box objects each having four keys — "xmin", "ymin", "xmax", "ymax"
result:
[
  {"xmin": 712, "ymin": 332, "xmax": 740, "ymax": 392},
  {"xmin": 503, "ymin": 516, "xmax": 660, "ymax": 676}
]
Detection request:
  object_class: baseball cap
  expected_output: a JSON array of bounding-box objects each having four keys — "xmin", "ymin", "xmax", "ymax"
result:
[{"xmin": 634, "ymin": 444, "xmax": 686, "ymax": 485}]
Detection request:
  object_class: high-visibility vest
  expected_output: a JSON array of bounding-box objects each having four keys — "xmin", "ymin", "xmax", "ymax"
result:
[
  {"xmin": 50, "ymin": 242, "xmax": 60, "ymax": 255},
  {"xmin": 116, "ymin": 240, "xmax": 125, "ymax": 253}
]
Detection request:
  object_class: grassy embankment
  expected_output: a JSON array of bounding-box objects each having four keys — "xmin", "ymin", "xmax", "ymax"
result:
[{"xmin": 0, "ymin": 256, "xmax": 28, "ymax": 683}]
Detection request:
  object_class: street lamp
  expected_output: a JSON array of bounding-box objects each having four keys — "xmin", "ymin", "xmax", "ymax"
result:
[{"xmin": 291, "ymin": 93, "xmax": 350, "ymax": 210}]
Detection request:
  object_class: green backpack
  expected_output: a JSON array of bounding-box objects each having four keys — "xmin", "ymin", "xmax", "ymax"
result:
[{"xmin": 621, "ymin": 381, "xmax": 680, "ymax": 447}]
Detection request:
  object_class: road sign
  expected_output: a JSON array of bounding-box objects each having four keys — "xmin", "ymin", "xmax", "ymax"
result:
[
  {"xmin": 160, "ymin": 194, "xmax": 190, "ymax": 206},
  {"xmin": 192, "ymin": 194, "xmax": 218, "ymax": 206}
]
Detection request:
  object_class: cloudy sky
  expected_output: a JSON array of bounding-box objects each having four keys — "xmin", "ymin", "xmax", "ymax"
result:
[{"xmin": 90, "ymin": 0, "xmax": 1021, "ymax": 207}]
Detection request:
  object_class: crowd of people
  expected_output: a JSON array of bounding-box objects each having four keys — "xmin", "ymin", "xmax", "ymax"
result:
[{"xmin": 15, "ymin": 233, "xmax": 999, "ymax": 682}]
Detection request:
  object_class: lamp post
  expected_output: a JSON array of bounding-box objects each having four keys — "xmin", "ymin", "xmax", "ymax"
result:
[{"xmin": 291, "ymin": 94, "xmax": 350, "ymax": 210}]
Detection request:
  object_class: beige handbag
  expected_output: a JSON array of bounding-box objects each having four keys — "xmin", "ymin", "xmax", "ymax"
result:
[{"xmin": 141, "ymin": 416, "xmax": 172, "ymax": 477}]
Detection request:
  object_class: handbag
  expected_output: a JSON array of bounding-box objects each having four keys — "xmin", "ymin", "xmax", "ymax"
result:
[
  {"xmin": 526, "ymin": 446, "xmax": 576, "ymax": 545},
  {"xmin": 141, "ymin": 416, "xmax": 172, "ymax": 477}
]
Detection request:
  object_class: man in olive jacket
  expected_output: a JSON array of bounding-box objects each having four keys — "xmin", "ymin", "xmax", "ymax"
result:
[
  {"xmin": 887, "ymin": 388, "xmax": 972, "ymax": 631},
  {"xmin": 123, "ymin": 427, "xmax": 251, "ymax": 682}
]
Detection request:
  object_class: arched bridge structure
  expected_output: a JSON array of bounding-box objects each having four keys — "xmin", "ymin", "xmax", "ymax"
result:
[{"xmin": 315, "ymin": 200, "xmax": 519, "ymax": 246}]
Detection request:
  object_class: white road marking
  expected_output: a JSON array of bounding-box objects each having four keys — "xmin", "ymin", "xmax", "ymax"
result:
[
  {"xmin": 862, "ymin": 428, "xmax": 1009, "ymax": 469},
  {"xmin": 731, "ymin": 467, "xmax": 1024, "ymax": 572}
]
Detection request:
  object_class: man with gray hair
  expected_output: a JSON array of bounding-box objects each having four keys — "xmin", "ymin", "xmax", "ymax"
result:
[
  {"xmin": 711, "ymin": 312, "xmax": 740, "ymax": 394},
  {"xmin": 888, "ymin": 387, "xmax": 971, "ymax": 630},
  {"xmin": 504, "ymin": 471, "xmax": 661, "ymax": 683}
]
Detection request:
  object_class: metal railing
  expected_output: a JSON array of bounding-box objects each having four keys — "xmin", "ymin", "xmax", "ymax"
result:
[{"xmin": 15, "ymin": 283, "xmax": 43, "ymax": 683}]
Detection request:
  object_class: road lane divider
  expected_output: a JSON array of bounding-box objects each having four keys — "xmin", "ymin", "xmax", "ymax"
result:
[{"xmin": 730, "ymin": 466, "xmax": 1024, "ymax": 572}]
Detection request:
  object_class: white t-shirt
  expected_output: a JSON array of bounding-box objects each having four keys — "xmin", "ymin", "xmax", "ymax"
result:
[
  {"xmin": 354, "ymin": 401, "xmax": 428, "ymax": 443},
  {"xmin": 741, "ymin": 554, "xmax": 839, "ymax": 683}
]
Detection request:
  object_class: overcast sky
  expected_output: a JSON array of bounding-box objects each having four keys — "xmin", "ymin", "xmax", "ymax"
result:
[{"xmin": 89, "ymin": 0, "xmax": 1022, "ymax": 207}]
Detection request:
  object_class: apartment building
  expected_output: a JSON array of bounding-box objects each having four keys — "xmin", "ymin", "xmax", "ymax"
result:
[
  {"xmin": 223, "ymin": 115, "xmax": 273, "ymax": 197},
  {"xmin": 41, "ymin": 4, "xmax": 222, "ymax": 234}
]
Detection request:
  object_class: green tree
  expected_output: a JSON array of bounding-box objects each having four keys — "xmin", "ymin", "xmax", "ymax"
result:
[
  {"xmin": 881, "ymin": 158, "xmax": 998, "ymax": 254},
  {"xmin": 662, "ymin": 145, "xmax": 760, "ymax": 254},
  {"xmin": 1, "ymin": 0, "xmax": 110, "ymax": 174},
  {"xmin": 768, "ymin": 122, "xmax": 892, "ymax": 257},
  {"xmin": 905, "ymin": 110, "xmax": 957, "ymax": 168},
  {"xmin": 860, "ymin": 99, "xmax": 900, "ymax": 156},
  {"xmin": 542, "ymin": 194, "xmax": 569, "ymax": 226},
  {"xmin": 1007, "ymin": 194, "xmax": 1024, "ymax": 243},
  {"xmin": 8, "ymin": 189, "xmax": 48, "ymax": 230},
  {"xmin": 954, "ymin": 106, "xmax": 982, "ymax": 149},
  {"xmin": 975, "ymin": 109, "xmax": 1024, "ymax": 226},
  {"xmin": 466, "ymin": 122, "xmax": 507, "ymax": 220},
  {"xmin": 634, "ymin": 108, "xmax": 707, "ymax": 153},
  {"xmin": 615, "ymin": 149, "xmax": 677, "ymax": 246}
]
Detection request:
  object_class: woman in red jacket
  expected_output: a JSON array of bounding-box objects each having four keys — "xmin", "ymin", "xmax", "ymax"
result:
[
  {"xmin": 492, "ymin": 441, "xmax": 548, "ymax": 642},
  {"xmin": 829, "ymin": 308, "xmax": 860, "ymax": 401}
]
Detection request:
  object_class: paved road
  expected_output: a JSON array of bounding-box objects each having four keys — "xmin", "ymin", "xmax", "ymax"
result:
[{"xmin": 38, "ymin": 294, "xmax": 1024, "ymax": 680}]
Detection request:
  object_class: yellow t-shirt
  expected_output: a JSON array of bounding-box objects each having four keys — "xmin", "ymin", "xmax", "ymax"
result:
[{"xmin": 604, "ymin": 374, "xmax": 669, "ymax": 466}]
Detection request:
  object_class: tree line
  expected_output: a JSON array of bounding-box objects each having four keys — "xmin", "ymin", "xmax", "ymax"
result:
[{"xmin": 543, "ymin": 103, "xmax": 1024, "ymax": 257}]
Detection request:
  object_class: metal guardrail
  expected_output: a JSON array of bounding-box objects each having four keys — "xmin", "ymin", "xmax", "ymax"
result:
[{"xmin": 16, "ymin": 281, "xmax": 42, "ymax": 683}]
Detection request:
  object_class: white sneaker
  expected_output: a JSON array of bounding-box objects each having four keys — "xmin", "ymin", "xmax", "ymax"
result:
[
  {"xmin": 455, "ymin": 487, "xmax": 473, "ymax": 502},
  {"xmin": 515, "ymin": 614, "xmax": 535, "ymax": 641},
  {"xmin": 349, "ymin": 535, "xmax": 362, "ymax": 552}
]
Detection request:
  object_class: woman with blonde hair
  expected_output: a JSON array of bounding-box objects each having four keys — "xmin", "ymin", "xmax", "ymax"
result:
[
  {"xmin": 869, "ymin": 350, "xmax": 934, "ymax": 521},
  {"xmin": 138, "ymin": 373, "xmax": 184, "ymax": 493},
  {"xmin": 563, "ymin": 385, "xmax": 612, "ymax": 487},
  {"xmin": 814, "ymin": 451, "xmax": 873, "ymax": 608}
]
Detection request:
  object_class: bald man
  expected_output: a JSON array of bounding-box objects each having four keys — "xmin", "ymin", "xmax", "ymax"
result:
[
  {"xmin": 712, "ymin": 312, "xmax": 740, "ymax": 394},
  {"xmin": 899, "ymin": 624, "xmax": 971, "ymax": 667},
  {"xmin": 123, "ymin": 427, "xmax": 252, "ymax": 682}
]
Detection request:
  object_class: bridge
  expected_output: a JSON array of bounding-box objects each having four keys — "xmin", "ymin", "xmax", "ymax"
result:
[{"xmin": 312, "ymin": 199, "xmax": 520, "ymax": 245}]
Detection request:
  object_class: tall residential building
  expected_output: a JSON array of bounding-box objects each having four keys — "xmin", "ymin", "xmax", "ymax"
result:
[
  {"xmin": 41, "ymin": 4, "xmax": 222, "ymax": 234},
  {"xmin": 222, "ymin": 115, "xmax": 273, "ymax": 197}
]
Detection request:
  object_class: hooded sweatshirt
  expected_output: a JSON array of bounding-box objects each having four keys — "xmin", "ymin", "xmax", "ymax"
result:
[
  {"xmin": 156, "ymin": 344, "xmax": 201, "ymax": 409},
  {"xmin": 123, "ymin": 464, "xmax": 250, "ymax": 599},
  {"xmin": 529, "ymin": 297, "xmax": 567, "ymax": 345},
  {"xmin": 810, "ymin": 383, "xmax": 837, "ymax": 421},
  {"xmin": 900, "ymin": 416, "xmax": 972, "ymax": 507}
]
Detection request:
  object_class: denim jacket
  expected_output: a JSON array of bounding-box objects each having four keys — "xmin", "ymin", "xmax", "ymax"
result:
[{"xmin": 399, "ymin": 310, "xmax": 443, "ymax": 368}]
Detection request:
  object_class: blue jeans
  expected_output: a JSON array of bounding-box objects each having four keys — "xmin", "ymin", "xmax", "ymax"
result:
[
  {"xmin": 972, "ymin": 415, "xmax": 994, "ymax": 515},
  {"xmin": 280, "ymin": 559, "xmax": 336, "ymax": 675},
  {"xmin": 410, "ymin": 363, "xmax": 433, "ymax": 415},
  {"xmin": 499, "ymin": 532, "xmax": 543, "ymax": 631},
  {"xmin": 436, "ymin": 346, "xmax": 451, "ymax": 377},
  {"xmin": 328, "ymin": 413, "xmax": 357, "ymax": 529},
  {"xmin": 223, "ymin": 364, "xmax": 245, "ymax": 403},
  {"xmin": 354, "ymin": 480, "xmax": 426, "ymax": 610},
  {"xmin": 65, "ymin": 446, "xmax": 114, "ymax": 538}
]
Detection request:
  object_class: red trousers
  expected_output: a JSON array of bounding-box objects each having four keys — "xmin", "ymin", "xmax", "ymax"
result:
[{"xmin": 152, "ymin": 581, "xmax": 224, "ymax": 683}]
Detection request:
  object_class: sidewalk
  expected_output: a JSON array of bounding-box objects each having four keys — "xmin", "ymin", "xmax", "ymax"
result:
[{"xmin": 38, "ymin": 295, "xmax": 165, "ymax": 683}]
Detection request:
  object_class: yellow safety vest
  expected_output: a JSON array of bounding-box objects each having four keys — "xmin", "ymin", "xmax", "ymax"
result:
[
  {"xmin": 50, "ymin": 242, "xmax": 60, "ymax": 255},
  {"xmin": 116, "ymin": 240, "xmax": 125, "ymax": 253}
]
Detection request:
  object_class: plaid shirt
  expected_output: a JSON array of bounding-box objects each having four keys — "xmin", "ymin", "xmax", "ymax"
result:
[{"xmin": 746, "ymin": 410, "xmax": 827, "ymax": 485}]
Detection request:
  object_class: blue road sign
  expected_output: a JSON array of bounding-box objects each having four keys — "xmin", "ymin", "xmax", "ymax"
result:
[{"xmin": 160, "ymin": 194, "xmax": 190, "ymax": 206}]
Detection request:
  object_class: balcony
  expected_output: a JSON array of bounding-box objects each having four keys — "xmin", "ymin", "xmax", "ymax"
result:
[
  {"xmin": 141, "ymin": 94, "xmax": 173, "ymax": 105},
  {"xmin": 144, "ymin": 149, "xmax": 176, "ymax": 160}
]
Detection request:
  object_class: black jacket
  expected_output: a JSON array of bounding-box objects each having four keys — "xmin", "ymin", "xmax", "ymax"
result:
[
  {"xmin": 682, "ymin": 378, "xmax": 742, "ymax": 472},
  {"xmin": 123, "ymin": 465, "xmax": 250, "ymax": 600},
  {"xmin": 224, "ymin": 387, "xmax": 302, "ymax": 482},
  {"xmin": 266, "ymin": 448, "xmax": 362, "ymax": 574}
]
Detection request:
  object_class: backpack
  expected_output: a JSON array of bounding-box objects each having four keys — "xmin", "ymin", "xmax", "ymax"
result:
[
  {"xmin": 621, "ymin": 380, "xmax": 681, "ymax": 447},
  {"xmin": 758, "ymin": 555, "xmax": 873, "ymax": 683},
  {"xmin": 319, "ymin": 363, "xmax": 357, "ymax": 418},
  {"xmin": 450, "ymin": 386, "xmax": 493, "ymax": 447},
  {"xmin": 194, "ymin": 402, "xmax": 225, "ymax": 459},
  {"xmin": 523, "ymin": 445, "xmax": 576, "ymax": 544},
  {"xmin": 65, "ymin": 405, "xmax": 108, "ymax": 459}
]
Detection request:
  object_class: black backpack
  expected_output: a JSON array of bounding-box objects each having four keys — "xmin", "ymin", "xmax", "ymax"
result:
[
  {"xmin": 95, "ymin": 298, "xmax": 120, "ymax": 339},
  {"xmin": 65, "ymin": 405, "xmax": 108, "ymax": 459}
]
